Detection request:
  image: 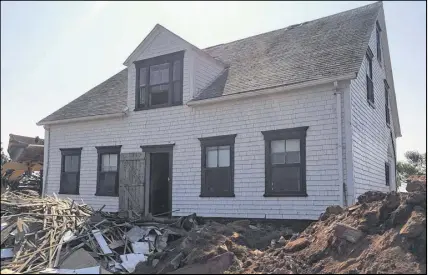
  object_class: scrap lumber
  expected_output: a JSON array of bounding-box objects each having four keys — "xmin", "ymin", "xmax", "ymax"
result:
[{"xmin": 1, "ymin": 190, "xmax": 199, "ymax": 274}]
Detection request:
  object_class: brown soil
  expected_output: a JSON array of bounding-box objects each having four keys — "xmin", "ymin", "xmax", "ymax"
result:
[{"xmin": 135, "ymin": 190, "xmax": 427, "ymax": 274}]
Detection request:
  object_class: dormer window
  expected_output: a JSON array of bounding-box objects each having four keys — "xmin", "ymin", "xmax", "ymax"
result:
[{"xmin": 134, "ymin": 51, "xmax": 184, "ymax": 110}]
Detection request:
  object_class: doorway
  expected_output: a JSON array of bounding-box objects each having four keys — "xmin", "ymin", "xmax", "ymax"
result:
[
  {"xmin": 141, "ymin": 144, "xmax": 174, "ymax": 217},
  {"xmin": 150, "ymin": 153, "xmax": 170, "ymax": 215}
]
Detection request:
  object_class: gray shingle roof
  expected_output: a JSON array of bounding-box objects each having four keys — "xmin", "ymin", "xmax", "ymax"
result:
[
  {"xmin": 194, "ymin": 2, "xmax": 381, "ymax": 100},
  {"xmin": 38, "ymin": 2, "xmax": 381, "ymax": 123},
  {"xmin": 38, "ymin": 69, "xmax": 128, "ymax": 124}
]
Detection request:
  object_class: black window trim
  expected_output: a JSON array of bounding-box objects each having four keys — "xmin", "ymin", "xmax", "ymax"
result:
[
  {"xmin": 134, "ymin": 51, "xmax": 185, "ymax": 111},
  {"xmin": 384, "ymin": 79, "xmax": 391, "ymax": 127},
  {"xmin": 198, "ymin": 134, "xmax": 237, "ymax": 198},
  {"xmin": 376, "ymin": 21, "xmax": 382, "ymax": 63},
  {"xmin": 366, "ymin": 48, "xmax": 375, "ymax": 108},
  {"xmin": 385, "ymin": 162, "xmax": 390, "ymax": 186},
  {"xmin": 95, "ymin": 145, "xmax": 122, "ymax": 197},
  {"xmin": 59, "ymin": 147, "xmax": 82, "ymax": 195},
  {"xmin": 262, "ymin": 126, "xmax": 309, "ymax": 197}
]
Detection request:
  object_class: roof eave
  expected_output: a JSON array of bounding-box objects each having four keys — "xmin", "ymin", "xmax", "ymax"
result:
[
  {"xmin": 37, "ymin": 112, "xmax": 125, "ymax": 126},
  {"xmin": 187, "ymin": 73, "xmax": 357, "ymax": 106}
]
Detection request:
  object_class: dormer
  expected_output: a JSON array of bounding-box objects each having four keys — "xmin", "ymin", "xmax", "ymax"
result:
[{"xmin": 123, "ymin": 24, "xmax": 225, "ymax": 111}]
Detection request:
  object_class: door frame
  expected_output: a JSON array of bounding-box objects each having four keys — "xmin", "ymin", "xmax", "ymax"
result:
[{"xmin": 141, "ymin": 144, "xmax": 174, "ymax": 217}]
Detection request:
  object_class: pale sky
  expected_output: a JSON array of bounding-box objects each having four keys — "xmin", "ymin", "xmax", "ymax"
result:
[{"xmin": 1, "ymin": 1, "xmax": 426, "ymax": 160}]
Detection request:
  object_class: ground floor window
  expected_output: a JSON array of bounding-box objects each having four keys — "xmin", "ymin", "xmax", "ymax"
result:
[
  {"xmin": 59, "ymin": 148, "xmax": 82, "ymax": 194},
  {"xmin": 96, "ymin": 145, "xmax": 121, "ymax": 196},
  {"xmin": 198, "ymin": 134, "xmax": 236, "ymax": 197},
  {"xmin": 262, "ymin": 126, "xmax": 309, "ymax": 197}
]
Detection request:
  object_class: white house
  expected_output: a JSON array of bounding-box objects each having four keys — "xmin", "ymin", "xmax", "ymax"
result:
[{"xmin": 37, "ymin": 2, "xmax": 400, "ymax": 220}]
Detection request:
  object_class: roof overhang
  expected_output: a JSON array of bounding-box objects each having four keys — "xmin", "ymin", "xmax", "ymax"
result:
[
  {"xmin": 187, "ymin": 73, "xmax": 357, "ymax": 106},
  {"xmin": 36, "ymin": 112, "xmax": 125, "ymax": 126}
]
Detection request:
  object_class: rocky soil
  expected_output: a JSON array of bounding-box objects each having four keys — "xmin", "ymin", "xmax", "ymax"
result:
[{"xmin": 136, "ymin": 187, "xmax": 427, "ymax": 274}]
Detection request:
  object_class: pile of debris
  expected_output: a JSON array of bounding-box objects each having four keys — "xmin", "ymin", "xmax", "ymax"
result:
[
  {"xmin": 1, "ymin": 185, "xmax": 426, "ymax": 274},
  {"xmin": 230, "ymin": 187, "xmax": 427, "ymax": 274},
  {"xmin": 0, "ymin": 190, "xmax": 197, "ymax": 274},
  {"xmin": 1, "ymin": 171, "xmax": 42, "ymax": 194}
]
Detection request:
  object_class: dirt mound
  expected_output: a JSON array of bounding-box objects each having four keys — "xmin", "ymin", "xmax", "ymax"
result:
[
  {"xmin": 136, "ymin": 220, "xmax": 301, "ymax": 274},
  {"xmin": 134, "ymin": 189, "xmax": 426, "ymax": 274},
  {"xmin": 232, "ymin": 190, "xmax": 427, "ymax": 274}
]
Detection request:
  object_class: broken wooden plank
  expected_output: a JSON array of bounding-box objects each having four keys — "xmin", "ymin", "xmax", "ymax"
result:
[{"xmin": 92, "ymin": 229, "xmax": 113, "ymax": 255}]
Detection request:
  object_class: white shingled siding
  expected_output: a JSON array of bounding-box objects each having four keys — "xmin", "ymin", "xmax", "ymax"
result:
[
  {"xmin": 45, "ymin": 84, "xmax": 342, "ymax": 219},
  {"xmin": 44, "ymin": 29, "xmax": 346, "ymax": 219},
  {"xmin": 350, "ymin": 18, "xmax": 397, "ymax": 201}
]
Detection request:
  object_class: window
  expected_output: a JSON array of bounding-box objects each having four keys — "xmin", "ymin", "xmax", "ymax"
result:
[
  {"xmin": 96, "ymin": 146, "xmax": 121, "ymax": 196},
  {"xmin": 376, "ymin": 22, "xmax": 382, "ymax": 63},
  {"xmin": 135, "ymin": 51, "xmax": 184, "ymax": 110},
  {"xmin": 198, "ymin": 134, "xmax": 236, "ymax": 197},
  {"xmin": 262, "ymin": 126, "xmax": 309, "ymax": 197},
  {"xmin": 385, "ymin": 162, "xmax": 390, "ymax": 186},
  {"xmin": 366, "ymin": 48, "xmax": 374, "ymax": 106},
  {"xmin": 384, "ymin": 80, "xmax": 390, "ymax": 127},
  {"xmin": 59, "ymin": 148, "xmax": 82, "ymax": 194}
]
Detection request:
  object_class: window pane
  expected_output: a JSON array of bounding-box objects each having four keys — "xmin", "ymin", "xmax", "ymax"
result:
[
  {"xmin": 286, "ymin": 139, "xmax": 300, "ymax": 152},
  {"xmin": 99, "ymin": 172, "xmax": 117, "ymax": 195},
  {"xmin": 271, "ymin": 153, "xmax": 285, "ymax": 165},
  {"xmin": 286, "ymin": 152, "xmax": 300, "ymax": 163},
  {"xmin": 139, "ymin": 67, "xmax": 147, "ymax": 86},
  {"xmin": 150, "ymin": 85, "xmax": 169, "ymax": 106},
  {"xmin": 172, "ymin": 81, "xmax": 181, "ymax": 104},
  {"xmin": 150, "ymin": 63, "xmax": 169, "ymax": 85},
  {"xmin": 61, "ymin": 172, "xmax": 78, "ymax": 194},
  {"xmin": 109, "ymin": 154, "xmax": 118, "ymax": 171},
  {"xmin": 64, "ymin": 156, "xmax": 71, "ymax": 172},
  {"xmin": 218, "ymin": 146, "xmax": 230, "ymax": 167},
  {"xmin": 173, "ymin": 60, "xmax": 181, "ymax": 81},
  {"xmin": 285, "ymin": 139, "xmax": 300, "ymax": 163},
  {"xmin": 65, "ymin": 155, "xmax": 79, "ymax": 172},
  {"xmin": 271, "ymin": 140, "xmax": 285, "ymax": 164},
  {"xmin": 101, "ymin": 154, "xmax": 110, "ymax": 171},
  {"xmin": 271, "ymin": 140, "xmax": 285, "ymax": 153},
  {"xmin": 384, "ymin": 88, "xmax": 389, "ymax": 107},
  {"xmin": 272, "ymin": 166, "xmax": 300, "ymax": 192},
  {"xmin": 205, "ymin": 168, "xmax": 231, "ymax": 195},
  {"xmin": 71, "ymin": 155, "xmax": 79, "ymax": 171},
  {"xmin": 102, "ymin": 154, "xmax": 118, "ymax": 172},
  {"xmin": 206, "ymin": 147, "xmax": 218, "ymax": 168},
  {"xmin": 139, "ymin": 87, "xmax": 146, "ymax": 105},
  {"xmin": 366, "ymin": 55, "xmax": 373, "ymax": 79}
]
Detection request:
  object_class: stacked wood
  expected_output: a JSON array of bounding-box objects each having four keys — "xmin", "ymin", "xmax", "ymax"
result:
[{"xmin": 0, "ymin": 190, "xmax": 190, "ymax": 274}]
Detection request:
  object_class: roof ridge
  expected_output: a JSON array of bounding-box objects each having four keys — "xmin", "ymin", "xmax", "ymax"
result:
[{"xmin": 203, "ymin": 1, "xmax": 381, "ymax": 51}]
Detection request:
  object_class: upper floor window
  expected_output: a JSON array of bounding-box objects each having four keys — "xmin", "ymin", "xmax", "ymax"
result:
[
  {"xmin": 96, "ymin": 146, "xmax": 121, "ymax": 197},
  {"xmin": 199, "ymin": 134, "xmax": 236, "ymax": 197},
  {"xmin": 376, "ymin": 21, "xmax": 382, "ymax": 63},
  {"xmin": 59, "ymin": 148, "xmax": 82, "ymax": 195},
  {"xmin": 385, "ymin": 162, "xmax": 390, "ymax": 186},
  {"xmin": 366, "ymin": 48, "xmax": 374, "ymax": 106},
  {"xmin": 384, "ymin": 80, "xmax": 390, "ymax": 127},
  {"xmin": 262, "ymin": 126, "xmax": 309, "ymax": 197},
  {"xmin": 134, "ymin": 51, "xmax": 184, "ymax": 110}
]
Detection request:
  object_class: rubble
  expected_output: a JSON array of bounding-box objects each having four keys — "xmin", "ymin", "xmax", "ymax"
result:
[
  {"xmin": 0, "ymin": 190, "xmax": 198, "ymax": 274},
  {"xmin": 1, "ymin": 187, "xmax": 426, "ymax": 274}
]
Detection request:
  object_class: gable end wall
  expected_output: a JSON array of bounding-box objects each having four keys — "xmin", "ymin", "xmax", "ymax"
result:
[{"xmin": 350, "ymin": 13, "xmax": 397, "ymax": 200}]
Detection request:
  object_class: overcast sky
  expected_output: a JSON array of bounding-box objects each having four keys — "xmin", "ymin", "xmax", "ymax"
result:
[{"xmin": 1, "ymin": 1, "xmax": 426, "ymax": 160}]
